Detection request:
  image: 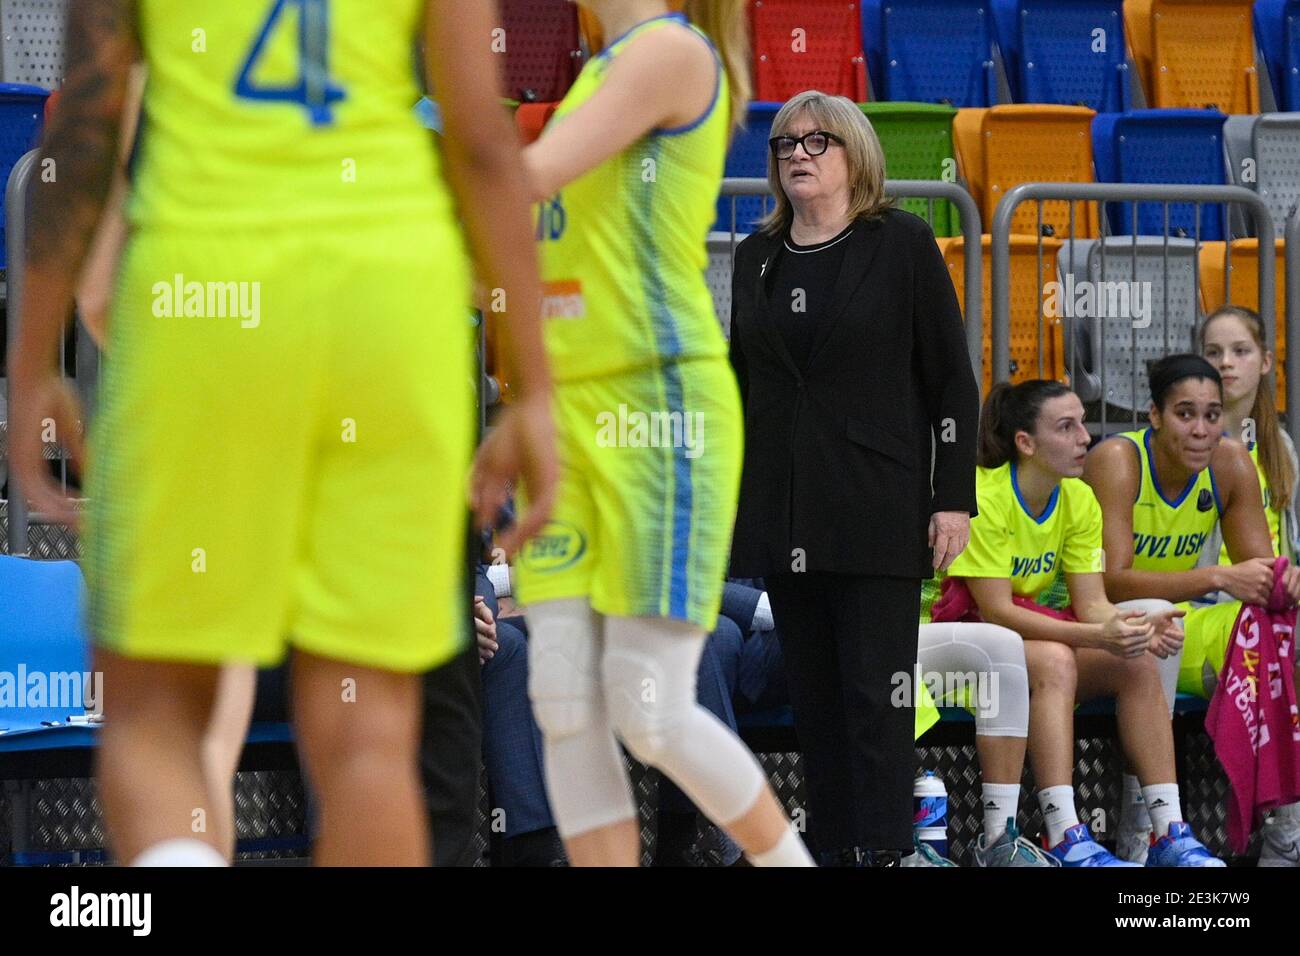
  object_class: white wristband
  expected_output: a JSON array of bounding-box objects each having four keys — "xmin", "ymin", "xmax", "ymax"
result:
[{"xmin": 486, "ymin": 563, "xmax": 512, "ymax": 598}]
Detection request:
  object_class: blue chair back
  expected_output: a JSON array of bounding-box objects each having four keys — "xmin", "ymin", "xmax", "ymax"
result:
[
  {"xmin": 0, "ymin": 84, "xmax": 48, "ymax": 271},
  {"xmin": 994, "ymin": 0, "xmax": 1129, "ymax": 111}
]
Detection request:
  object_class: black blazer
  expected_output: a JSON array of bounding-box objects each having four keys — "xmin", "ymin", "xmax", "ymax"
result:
[{"xmin": 728, "ymin": 209, "xmax": 979, "ymax": 580}]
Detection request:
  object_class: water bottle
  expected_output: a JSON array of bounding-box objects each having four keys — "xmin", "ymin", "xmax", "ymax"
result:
[{"xmin": 913, "ymin": 771, "xmax": 949, "ymax": 858}]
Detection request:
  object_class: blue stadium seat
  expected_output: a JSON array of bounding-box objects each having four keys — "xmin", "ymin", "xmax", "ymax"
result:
[
  {"xmin": 713, "ymin": 102, "xmax": 781, "ymax": 234},
  {"xmin": 992, "ymin": 0, "xmax": 1130, "ymax": 111},
  {"xmin": 0, "ymin": 556, "xmax": 91, "ymax": 735},
  {"xmin": 863, "ymin": 0, "xmax": 998, "ymax": 106},
  {"xmin": 1255, "ymin": 0, "xmax": 1300, "ymax": 111},
  {"xmin": 0, "ymin": 84, "xmax": 48, "ymax": 272},
  {"xmin": 1092, "ymin": 109, "xmax": 1228, "ymax": 240}
]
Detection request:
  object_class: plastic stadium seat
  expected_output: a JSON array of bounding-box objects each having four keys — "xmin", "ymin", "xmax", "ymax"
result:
[
  {"xmin": 1056, "ymin": 237, "xmax": 1200, "ymax": 410},
  {"xmin": 0, "ymin": 556, "xmax": 91, "ymax": 733},
  {"xmin": 1091, "ymin": 109, "xmax": 1228, "ymax": 241},
  {"xmin": 936, "ymin": 233, "xmax": 1066, "ymax": 393},
  {"xmin": 714, "ymin": 102, "xmax": 781, "ymax": 234},
  {"xmin": 751, "ymin": 0, "xmax": 867, "ymax": 102},
  {"xmin": 859, "ymin": 102, "xmax": 958, "ymax": 236},
  {"xmin": 1255, "ymin": 0, "xmax": 1300, "ymax": 111},
  {"xmin": 1199, "ymin": 239, "xmax": 1288, "ymax": 410},
  {"xmin": 515, "ymin": 101, "xmax": 559, "ymax": 145},
  {"xmin": 0, "ymin": 84, "xmax": 48, "ymax": 272},
  {"xmin": 953, "ymin": 105, "xmax": 1099, "ymax": 238},
  {"xmin": 992, "ymin": 0, "xmax": 1130, "ymax": 112},
  {"xmin": 1125, "ymin": 0, "xmax": 1259, "ymax": 113},
  {"xmin": 862, "ymin": 0, "xmax": 997, "ymax": 106},
  {"xmin": 500, "ymin": 0, "xmax": 583, "ymax": 103},
  {"xmin": 1223, "ymin": 113, "xmax": 1300, "ymax": 239}
]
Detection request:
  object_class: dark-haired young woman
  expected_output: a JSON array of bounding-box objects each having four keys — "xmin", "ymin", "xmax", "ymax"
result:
[
  {"xmin": 931, "ymin": 380, "xmax": 1221, "ymax": 866},
  {"xmin": 1085, "ymin": 354, "xmax": 1300, "ymax": 864}
]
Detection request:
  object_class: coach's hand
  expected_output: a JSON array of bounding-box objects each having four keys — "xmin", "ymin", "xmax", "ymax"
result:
[
  {"xmin": 929, "ymin": 511, "xmax": 970, "ymax": 572},
  {"xmin": 474, "ymin": 595, "xmax": 499, "ymax": 664},
  {"xmin": 8, "ymin": 368, "xmax": 85, "ymax": 529},
  {"xmin": 470, "ymin": 395, "xmax": 559, "ymax": 557}
]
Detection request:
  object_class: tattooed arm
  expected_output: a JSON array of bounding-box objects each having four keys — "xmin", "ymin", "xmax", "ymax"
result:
[{"xmin": 7, "ymin": 0, "xmax": 139, "ymax": 524}]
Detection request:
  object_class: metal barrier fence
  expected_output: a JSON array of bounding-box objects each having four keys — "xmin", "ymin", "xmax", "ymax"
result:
[
  {"xmin": 989, "ymin": 182, "xmax": 1289, "ymax": 441},
  {"xmin": 718, "ymin": 177, "xmax": 984, "ymax": 383}
]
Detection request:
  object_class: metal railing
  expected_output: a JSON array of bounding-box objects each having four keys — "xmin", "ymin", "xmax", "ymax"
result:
[
  {"xmin": 991, "ymin": 182, "xmax": 1280, "ymax": 436},
  {"xmin": 719, "ymin": 177, "xmax": 984, "ymax": 382}
]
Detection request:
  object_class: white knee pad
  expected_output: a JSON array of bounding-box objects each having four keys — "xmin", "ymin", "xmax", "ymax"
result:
[
  {"xmin": 527, "ymin": 598, "xmax": 601, "ymax": 740},
  {"xmin": 918, "ymin": 621, "xmax": 1030, "ymax": 738},
  {"xmin": 1115, "ymin": 598, "xmax": 1183, "ymax": 714},
  {"xmin": 602, "ymin": 617, "xmax": 768, "ymax": 827},
  {"xmin": 602, "ymin": 633, "xmax": 696, "ymax": 763}
]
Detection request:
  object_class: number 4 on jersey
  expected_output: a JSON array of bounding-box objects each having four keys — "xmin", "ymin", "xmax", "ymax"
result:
[{"xmin": 234, "ymin": 0, "xmax": 346, "ymax": 126}]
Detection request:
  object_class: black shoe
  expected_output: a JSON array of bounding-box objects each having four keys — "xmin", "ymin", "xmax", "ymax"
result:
[
  {"xmin": 817, "ymin": 846, "xmax": 864, "ymax": 867},
  {"xmin": 863, "ymin": 849, "xmax": 903, "ymax": 867}
]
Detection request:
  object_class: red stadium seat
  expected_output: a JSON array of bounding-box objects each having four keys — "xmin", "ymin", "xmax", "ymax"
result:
[
  {"xmin": 500, "ymin": 0, "xmax": 584, "ymax": 102},
  {"xmin": 750, "ymin": 0, "xmax": 868, "ymax": 101},
  {"xmin": 515, "ymin": 102, "xmax": 559, "ymax": 145}
]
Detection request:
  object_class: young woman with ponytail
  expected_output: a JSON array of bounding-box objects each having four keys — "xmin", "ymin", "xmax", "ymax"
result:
[
  {"xmin": 929, "ymin": 381, "xmax": 1223, "ymax": 866},
  {"xmin": 487, "ymin": 1, "xmax": 813, "ymax": 866}
]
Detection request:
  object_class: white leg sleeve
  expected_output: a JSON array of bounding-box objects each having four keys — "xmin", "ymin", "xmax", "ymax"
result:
[
  {"xmin": 602, "ymin": 616, "xmax": 768, "ymax": 827},
  {"xmin": 1115, "ymin": 598, "xmax": 1182, "ymax": 715},
  {"xmin": 526, "ymin": 598, "xmax": 636, "ymax": 839},
  {"xmin": 917, "ymin": 621, "xmax": 1030, "ymax": 737}
]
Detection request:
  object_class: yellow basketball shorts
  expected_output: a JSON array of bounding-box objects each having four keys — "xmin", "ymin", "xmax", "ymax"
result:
[
  {"xmin": 514, "ymin": 357, "xmax": 742, "ymax": 631},
  {"xmin": 1178, "ymin": 600, "xmax": 1241, "ymax": 698},
  {"xmin": 84, "ymin": 219, "xmax": 475, "ymax": 672}
]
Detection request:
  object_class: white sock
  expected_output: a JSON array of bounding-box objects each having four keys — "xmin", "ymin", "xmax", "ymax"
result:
[
  {"xmin": 749, "ymin": 827, "xmax": 815, "ymax": 867},
  {"xmin": 1270, "ymin": 800, "xmax": 1300, "ymax": 826},
  {"xmin": 1142, "ymin": 783, "xmax": 1183, "ymax": 836},
  {"xmin": 1121, "ymin": 773, "xmax": 1150, "ymax": 833},
  {"xmin": 981, "ymin": 783, "xmax": 1020, "ymax": 842},
  {"xmin": 131, "ymin": 838, "xmax": 227, "ymax": 867},
  {"xmin": 1038, "ymin": 786, "xmax": 1080, "ymax": 846}
]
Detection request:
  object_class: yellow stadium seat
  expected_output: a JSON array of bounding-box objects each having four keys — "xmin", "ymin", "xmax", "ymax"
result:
[
  {"xmin": 936, "ymin": 234, "xmax": 1067, "ymax": 394},
  {"xmin": 1126, "ymin": 0, "xmax": 1259, "ymax": 112},
  {"xmin": 1198, "ymin": 239, "xmax": 1288, "ymax": 410},
  {"xmin": 953, "ymin": 106, "xmax": 1099, "ymax": 240}
]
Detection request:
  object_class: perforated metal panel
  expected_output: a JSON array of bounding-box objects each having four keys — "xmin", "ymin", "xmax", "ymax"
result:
[
  {"xmin": 2, "ymin": 0, "xmax": 65, "ymax": 89},
  {"xmin": 1058, "ymin": 236, "xmax": 1200, "ymax": 413},
  {"xmin": 706, "ymin": 232, "xmax": 740, "ymax": 338},
  {"xmin": 1254, "ymin": 113, "xmax": 1300, "ymax": 240}
]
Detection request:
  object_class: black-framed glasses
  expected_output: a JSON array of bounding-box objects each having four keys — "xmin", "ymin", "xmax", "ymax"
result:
[{"xmin": 768, "ymin": 130, "xmax": 844, "ymax": 161}]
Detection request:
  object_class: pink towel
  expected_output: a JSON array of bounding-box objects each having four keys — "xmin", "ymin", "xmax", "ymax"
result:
[{"xmin": 1205, "ymin": 558, "xmax": 1300, "ymax": 853}]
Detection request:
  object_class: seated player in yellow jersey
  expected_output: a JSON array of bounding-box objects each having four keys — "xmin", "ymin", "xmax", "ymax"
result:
[
  {"xmin": 11, "ymin": 0, "xmax": 557, "ymax": 867},
  {"xmin": 947, "ymin": 381, "xmax": 1221, "ymax": 866},
  {"xmin": 1084, "ymin": 353, "xmax": 1300, "ymax": 865},
  {"xmin": 1197, "ymin": 314, "xmax": 1300, "ymax": 868}
]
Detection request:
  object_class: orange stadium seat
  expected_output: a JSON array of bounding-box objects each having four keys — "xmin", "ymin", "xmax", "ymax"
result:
[
  {"xmin": 1199, "ymin": 239, "xmax": 1288, "ymax": 410},
  {"xmin": 953, "ymin": 105, "xmax": 1099, "ymax": 239},
  {"xmin": 936, "ymin": 233, "xmax": 1067, "ymax": 393},
  {"xmin": 515, "ymin": 101, "xmax": 559, "ymax": 145},
  {"xmin": 750, "ymin": 0, "xmax": 868, "ymax": 101},
  {"xmin": 1124, "ymin": 0, "xmax": 1259, "ymax": 112}
]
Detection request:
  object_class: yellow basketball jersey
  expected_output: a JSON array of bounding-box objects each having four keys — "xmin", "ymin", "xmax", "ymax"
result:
[
  {"xmin": 1117, "ymin": 428, "xmax": 1221, "ymax": 573},
  {"xmin": 536, "ymin": 12, "xmax": 729, "ymax": 382},
  {"xmin": 130, "ymin": 0, "xmax": 454, "ymax": 230},
  {"xmin": 920, "ymin": 461, "xmax": 1104, "ymax": 622},
  {"xmin": 1217, "ymin": 441, "xmax": 1283, "ymax": 563}
]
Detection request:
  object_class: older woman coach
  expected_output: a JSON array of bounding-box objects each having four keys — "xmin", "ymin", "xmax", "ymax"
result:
[{"xmin": 727, "ymin": 91, "xmax": 980, "ymax": 866}]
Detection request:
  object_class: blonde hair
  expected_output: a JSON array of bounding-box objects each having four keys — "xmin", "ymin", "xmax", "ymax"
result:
[
  {"xmin": 682, "ymin": 0, "xmax": 751, "ymax": 134},
  {"xmin": 758, "ymin": 91, "xmax": 892, "ymax": 237}
]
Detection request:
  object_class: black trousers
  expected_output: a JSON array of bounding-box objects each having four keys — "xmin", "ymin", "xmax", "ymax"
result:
[
  {"xmin": 420, "ymin": 642, "xmax": 483, "ymax": 867},
  {"xmin": 765, "ymin": 572, "xmax": 921, "ymax": 855}
]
